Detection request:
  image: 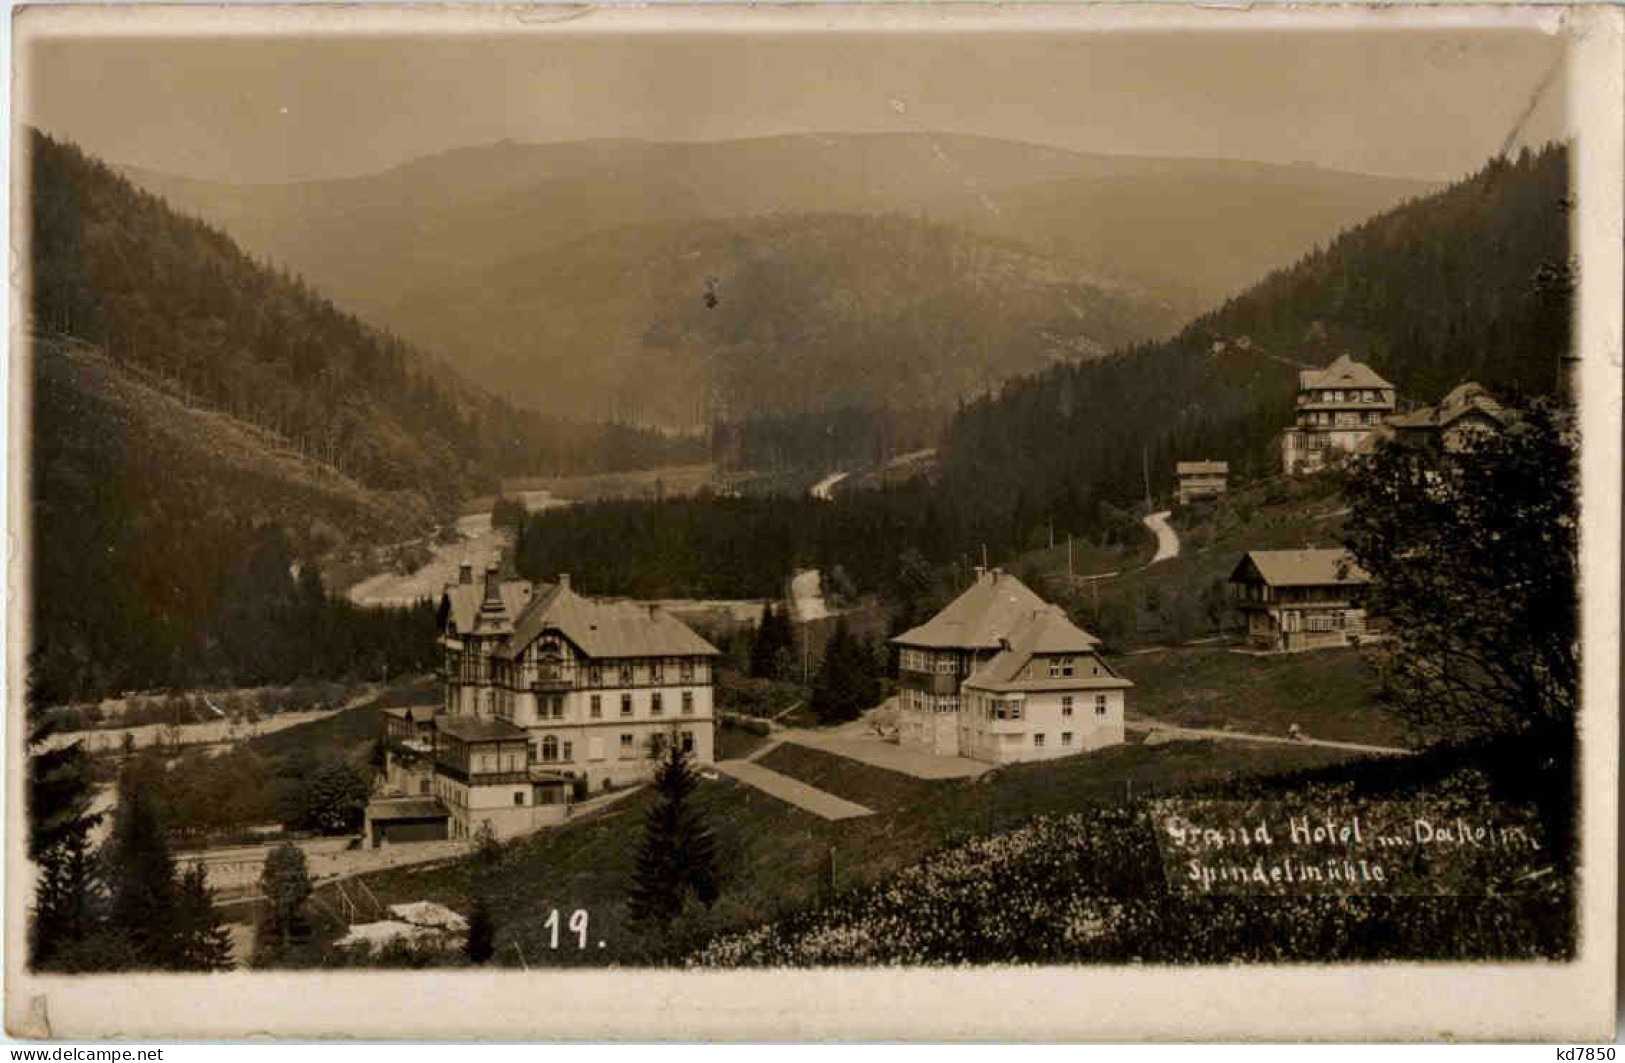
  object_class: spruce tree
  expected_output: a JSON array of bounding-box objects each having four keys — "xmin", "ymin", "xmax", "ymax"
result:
[
  {"xmin": 748, "ymin": 602, "xmax": 781, "ymax": 678},
  {"xmin": 26, "ymin": 649, "xmax": 105, "ymax": 970},
  {"xmin": 106, "ymin": 761, "xmax": 182, "ymax": 968},
  {"xmin": 627, "ymin": 734, "xmax": 719, "ymax": 928},
  {"xmin": 175, "ymin": 863, "xmax": 234, "ymax": 971},
  {"xmin": 259, "ymin": 842, "xmax": 312, "ymax": 948},
  {"xmin": 810, "ymin": 618, "xmax": 879, "ymax": 724}
]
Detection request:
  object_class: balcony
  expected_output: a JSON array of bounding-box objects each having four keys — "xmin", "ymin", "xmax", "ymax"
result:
[{"xmin": 899, "ymin": 669, "xmax": 961, "ymax": 696}]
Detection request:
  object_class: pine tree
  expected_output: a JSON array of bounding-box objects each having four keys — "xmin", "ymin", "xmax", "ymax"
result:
[
  {"xmin": 465, "ymin": 895, "xmax": 496, "ymax": 965},
  {"xmin": 258, "ymin": 842, "xmax": 312, "ymax": 948},
  {"xmin": 105, "ymin": 761, "xmax": 183, "ymax": 968},
  {"xmin": 175, "ymin": 863, "xmax": 234, "ymax": 971},
  {"xmin": 810, "ymin": 618, "xmax": 880, "ymax": 724},
  {"xmin": 748, "ymin": 602, "xmax": 782, "ymax": 678},
  {"xmin": 25, "ymin": 648, "xmax": 105, "ymax": 970},
  {"xmin": 627, "ymin": 733, "xmax": 719, "ymax": 928}
]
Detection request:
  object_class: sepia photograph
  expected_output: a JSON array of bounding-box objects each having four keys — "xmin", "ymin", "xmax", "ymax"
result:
[{"xmin": 5, "ymin": 2, "xmax": 1619, "ymax": 1042}]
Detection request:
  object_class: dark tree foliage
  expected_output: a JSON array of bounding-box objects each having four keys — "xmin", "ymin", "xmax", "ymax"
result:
[
  {"xmin": 1340, "ymin": 402, "xmax": 1577, "ymax": 743},
  {"xmin": 465, "ymin": 895, "xmax": 497, "ymax": 965},
  {"xmin": 175, "ymin": 863, "xmax": 235, "ymax": 971},
  {"xmin": 627, "ymin": 735, "xmax": 720, "ymax": 928},
  {"xmin": 259, "ymin": 842, "xmax": 313, "ymax": 947},
  {"xmin": 294, "ymin": 760, "xmax": 371, "ymax": 836},
  {"xmin": 101, "ymin": 762, "xmax": 237, "ymax": 970},
  {"xmin": 810, "ymin": 618, "xmax": 883, "ymax": 725},
  {"xmin": 711, "ymin": 405, "xmax": 946, "ymax": 475},
  {"xmin": 937, "ymin": 145, "xmax": 1572, "ymax": 545},
  {"xmin": 25, "ymin": 648, "xmax": 104, "ymax": 969},
  {"xmin": 748, "ymin": 603, "xmax": 794, "ymax": 679},
  {"xmin": 514, "ymin": 484, "xmax": 1013, "ymax": 603}
]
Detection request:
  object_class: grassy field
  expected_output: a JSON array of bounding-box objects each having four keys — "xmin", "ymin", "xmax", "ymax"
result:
[
  {"xmin": 246, "ymin": 674, "xmax": 438, "ymax": 761},
  {"xmin": 714, "ymin": 721, "xmax": 775, "ymax": 762},
  {"xmin": 324, "ymin": 727, "xmax": 1358, "ymax": 968},
  {"xmin": 1118, "ymin": 644, "xmax": 1409, "ymax": 747}
]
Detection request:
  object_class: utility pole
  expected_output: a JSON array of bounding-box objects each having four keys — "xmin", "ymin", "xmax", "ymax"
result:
[
  {"xmin": 1142, "ymin": 446, "xmax": 1153, "ymax": 512},
  {"xmin": 1067, "ymin": 534, "xmax": 1074, "ymax": 579}
]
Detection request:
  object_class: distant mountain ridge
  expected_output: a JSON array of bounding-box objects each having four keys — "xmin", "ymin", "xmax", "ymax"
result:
[{"xmin": 119, "ymin": 131, "xmax": 1436, "ymax": 425}]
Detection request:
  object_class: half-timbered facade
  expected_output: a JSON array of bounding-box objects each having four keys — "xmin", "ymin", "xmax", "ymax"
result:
[
  {"xmin": 1280, "ymin": 354, "xmax": 1397, "ymax": 474},
  {"xmin": 437, "ymin": 565, "xmax": 719, "ymax": 792},
  {"xmin": 1229, "ymin": 549, "xmax": 1372, "ymax": 653}
]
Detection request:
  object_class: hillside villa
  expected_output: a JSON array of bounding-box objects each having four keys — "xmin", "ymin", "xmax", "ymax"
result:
[
  {"xmin": 1383, "ymin": 382, "xmax": 1512, "ymax": 453},
  {"xmin": 1229, "ymin": 549, "xmax": 1372, "ymax": 653},
  {"xmin": 1175, "ymin": 460, "xmax": 1229, "ymax": 506},
  {"xmin": 367, "ymin": 562, "xmax": 720, "ymax": 845},
  {"xmin": 892, "ymin": 568, "xmax": 1132, "ymax": 763},
  {"xmin": 1280, "ymin": 354, "xmax": 1397, "ymax": 474}
]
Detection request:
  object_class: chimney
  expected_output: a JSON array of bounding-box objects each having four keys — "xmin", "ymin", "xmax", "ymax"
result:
[
  {"xmin": 459, "ymin": 560, "xmax": 473, "ymax": 585},
  {"xmin": 558, "ymin": 573, "xmax": 571, "ymax": 592}
]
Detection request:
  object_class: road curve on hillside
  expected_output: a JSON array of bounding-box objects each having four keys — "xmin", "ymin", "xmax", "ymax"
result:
[
  {"xmin": 1144, "ymin": 510, "xmax": 1180, "ymax": 564},
  {"xmin": 810, "ymin": 471, "xmax": 850, "ymax": 501}
]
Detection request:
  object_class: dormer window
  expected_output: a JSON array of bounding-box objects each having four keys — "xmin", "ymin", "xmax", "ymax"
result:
[{"xmin": 1047, "ymin": 656, "xmax": 1076, "ymax": 678}]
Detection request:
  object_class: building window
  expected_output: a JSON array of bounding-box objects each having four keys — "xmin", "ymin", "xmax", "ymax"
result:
[
  {"xmin": 1034, "ymin": 733, "xmax": 1046, "ymax": 748},
  {"xmin": 680, "ymin": 659, "xmax": 694, "ymax": 682},
  {"xmin": 1094, "ymin": 694, "xmax": 1108, "ymax": 716},
  {"xmin": 514, "ymin": 792, "xmax": 525, "ymax": 806},
  {"xmin": 621, "ymin": 693, "xmax": 633, "ymax": 717},
  {"xmin": 542, "ymin": 735, "xmax": 559, "ymax": 762},
  {"xmin": 550, "ymin": 695, "xmax": 565, "ymax": 720},
  {"xmin": 1048, "ymin": 656, "xmax": 1076, "ymax": 678},
  {"xmin": 589, "ymin": 664, "xmax": 603, "ymax": 686},
  {"xmin": 651, "ymin": 692, "xmax": 664, "ymax": 716},
  {"xmin": 1061, "ymin": 732, "xmax": 1074, "ymax": 747},
  {"xmin": 682, "ymin": 691, "xmax": 694, "ymax": 715},
  {"xmin": 1061, "ymin": 696, "xmax": 1074, "ymax": 718},
  {"xmin": 681, "ymin": 731, "xmax": 695, "ymax": 754},
  {"xmin": 619, "ymin": 663, "xmax": 635, "ymax": 686},
  {"xmin": 590, "ymin": 694, "xmax": 602, "ymax": 718},
  {"xmin": 619, "ymin": 734, "xmax": 634, "ymax": 759}
]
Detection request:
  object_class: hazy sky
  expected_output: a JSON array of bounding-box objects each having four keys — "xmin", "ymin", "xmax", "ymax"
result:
[{"xmin": 20, "ymin": 15, "xmax": 1567, "ymax": 184}]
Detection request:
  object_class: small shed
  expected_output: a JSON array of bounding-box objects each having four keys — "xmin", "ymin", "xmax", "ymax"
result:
[{"xmin": 363, "ymin": 796, "xmax": 450, "ymax": 849}]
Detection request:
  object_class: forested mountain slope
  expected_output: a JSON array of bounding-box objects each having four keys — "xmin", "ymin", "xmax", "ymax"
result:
[
  {"xmin": 386, "ymin": 213, "xmax": 1177, "ymax": 424},
  {"xmin": 29, "ymin": 130, "xmax": 698, "ymax": 497},
  {"xmin": 121, "ymin": 133, "xmax": 1432, "ymax": 424},
  {"xmin": 937, "ymin": 145, "xmax": 1572, "ymax": 536}
]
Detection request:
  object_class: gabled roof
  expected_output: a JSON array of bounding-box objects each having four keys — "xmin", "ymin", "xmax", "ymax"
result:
[
  {"xmin": 1298, "ymin": 353, "xmax": 1394, "ymax": 393},
  {"xmin": 1230, "ymin": 549, "xmax": 1371, "ymax": 588},
  {"xmin": 1176, "ymin": 460, "xmax": 1229, "ymax": 476},
  {"xmin": 440, "ymin": 579, "xmax": 534, "ymax": 636},
  {"xmin": 1390, "ymin": 383, "xmax": 1511, "ymax": 430},
  {"xmin": 891, "ymin": 570, "xmax": 1050, "ymax": 650},
  {"xmin": 964, "ymin": 606, "xmax": 1129, "ymax": 692},
  {"xmin": 495, "ymin": 579, "xmax": 721, "ymax": 661}
]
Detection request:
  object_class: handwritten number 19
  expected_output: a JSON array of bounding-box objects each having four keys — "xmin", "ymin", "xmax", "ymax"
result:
[{"xmin": 544, "ymin": 908, "xmax": 590, "ymax": 949}]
